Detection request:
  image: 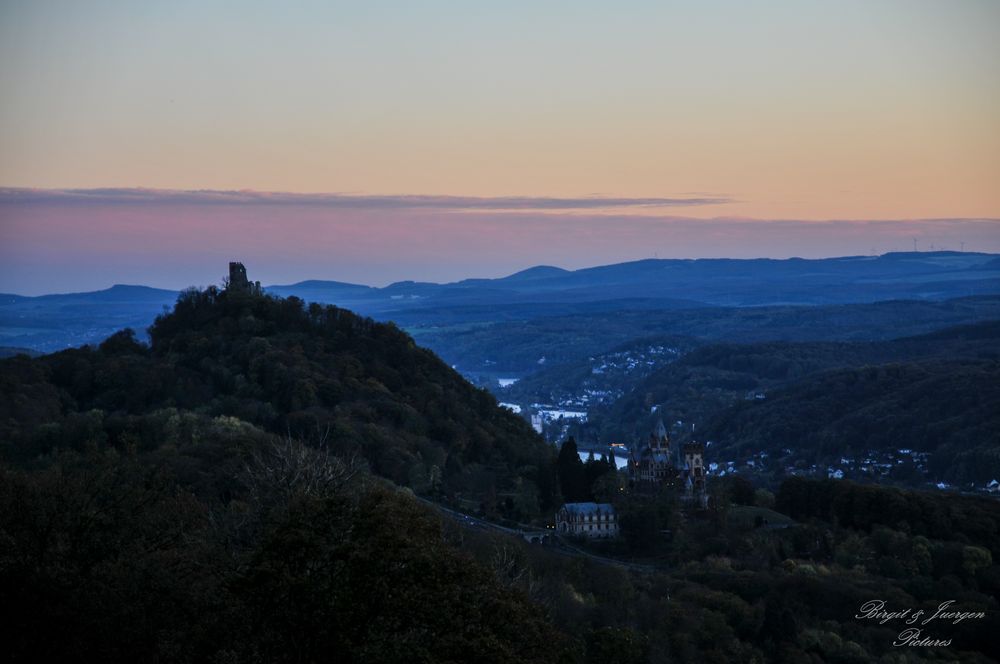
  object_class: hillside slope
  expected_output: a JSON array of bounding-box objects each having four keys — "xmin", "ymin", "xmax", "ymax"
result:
[
  {"xmin": 419, "ymin": 295, "xmax": 1000, "ymax": 376},
  {"xmin": 589, "ymin": 321, "xmax": 1000, "ymax": 483},
  {"xmin": 701, "ymin": 359, "xmax": 1000, "ymax": 483},
  {"xmin": 0, "ymin": 286, "xmax": 555, "ymax": 516}
]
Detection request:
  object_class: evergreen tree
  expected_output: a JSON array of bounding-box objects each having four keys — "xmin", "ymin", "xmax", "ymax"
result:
[{"xmin": 556, "ymin": 436, "xmax": 588, "ymax": 502}]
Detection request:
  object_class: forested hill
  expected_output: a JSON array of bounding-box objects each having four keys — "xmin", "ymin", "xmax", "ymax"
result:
[
  {"xmin": 0, "ymin": 286, "xmax": 555, "ymax": 515},
  {"xmin": 701, "ymin": 359, "xmax": 1000, "ymax": 482},
  {"xmin": 0, "ymin": 285, "xmax": 571, "ymax": 662},
  {"xmin": 588, "ymin": 321, "xmax": 1000, "ymax": 484}
]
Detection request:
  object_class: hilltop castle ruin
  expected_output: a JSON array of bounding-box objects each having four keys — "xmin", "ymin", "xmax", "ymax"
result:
[{"xmin": 227, "ymin": 262, "xmax": 262, "ymax": 296}]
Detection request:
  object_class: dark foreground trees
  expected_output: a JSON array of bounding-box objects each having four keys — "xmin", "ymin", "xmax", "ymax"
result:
[{"xmin": 0, "ymin": 443, "xmax": 571, "ymax": 664}]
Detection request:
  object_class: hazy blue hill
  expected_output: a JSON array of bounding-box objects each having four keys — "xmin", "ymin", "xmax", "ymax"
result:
[
  {"xmin": 503, "ymin": 252, "xmax": 998, "ymax": 298},
  {"xmin": 266, "ymin": 253, "xmax": 997, "ymax": 311},
  {"xmin": 0, "ymin": 284, "xmax": 180, "ymax": 352},
  {"xmin": 449, "ymin": 265, "xmax": 571, "ymax": 288},
  {"xmin": 497, "ymin": 265, "xmax": 570, "ymax": 281},
  {"xmin": 266, "ymin": 278, "xmax": 374, "ymax": 293},
  {"xmin": 381, "ymin": 279, "xmax": 443, "ymax": 294},
  {"xmin": 204, "ymin": 251, "xmax": 1000, "ymax": 307},
  {"xmin": 264, "ymin": 279, "xmax": 377, "ymax": 305},
  {"xmin": 73, "ymin": 284, "xmax": 178, "ymax": 301},
  {"xmin": 392, "ymin": 297, "xmax": 705, "ymax": 327},
  {"xmin": 420, "ymin": 295, "xmax": 1000, "ymax": 375},
  {"xmin": 13, "ymin": 283, "xmax": 179, "ymax": 303},
  {"xmin": 2, "ymin": 252, "xmax": 998, "ymax": 354},
  {"xmin": 706, "ymin": 251, "xmax": 984, "ymax": 282}
]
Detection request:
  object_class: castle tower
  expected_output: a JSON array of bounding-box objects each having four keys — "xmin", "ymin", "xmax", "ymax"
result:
[
  {"xmin": 629, "ymin": 419, "xmax": 674, "ymax": 486},
  {"xmin": 682, "ymin": 441, "xmax": 707, "ymax": 505},
  {"xmin": 649, "ymin": 418, "xmax": 670, "ymax": 453},
  {"xmin": 228, "ymin": 262, "xmax": 249, "ymax": 291},
  {"xmin": 682, "ymin": 441, "xmax": 705, "ymax": 479},
  {"xmin": 227, "ymin": 262, "xmax": 262, "ymax": 296}
]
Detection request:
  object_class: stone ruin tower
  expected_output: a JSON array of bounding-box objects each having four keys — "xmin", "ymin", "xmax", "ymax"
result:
[{"xmin": 227, "ymin": 261, "xmax": 262, "ymax": 296}]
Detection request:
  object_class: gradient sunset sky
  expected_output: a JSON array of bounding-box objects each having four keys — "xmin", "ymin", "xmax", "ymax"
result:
[{"xmin": 1, "ymin": 1, "xmax": 999, "ymax": 293}]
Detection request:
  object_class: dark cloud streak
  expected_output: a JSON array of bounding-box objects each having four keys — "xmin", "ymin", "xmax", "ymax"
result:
[{"xmin": 0, "ymin": 187, "xmax": 730, "ymax": 210}]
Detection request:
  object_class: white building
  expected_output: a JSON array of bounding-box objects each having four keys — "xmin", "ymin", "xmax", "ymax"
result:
[{"xmin": 555, "ymin": 502, "xmax": 618, "ymax": 539}]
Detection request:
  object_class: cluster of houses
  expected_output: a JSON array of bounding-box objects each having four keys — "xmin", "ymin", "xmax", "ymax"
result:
[
  {"xmin": 758, "ymin": 448, "xmax": 999, "ymax": 496},
  {"xmin": 495, "ymin": 344, "xmax": 680, "ymax": 442},
  {"xmin": 555, "ymin": 419, "xmax": 709, "ymax": 539}
]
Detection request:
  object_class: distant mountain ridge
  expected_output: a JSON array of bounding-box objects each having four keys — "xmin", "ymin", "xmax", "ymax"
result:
[
  {"xmin": 2, "ymin": 251, "xmax": 998, "ymax": 353},
  {"xmin": 0, "ymin": 283, "xmax": 177, "ymax": 303},
  {"xmin": 496, "ymin": 265, "xmax": 570, "ymax": 281},
  {"xmin": 264, "ymin": 251, "xmax": 1000, "ymax": 308}
]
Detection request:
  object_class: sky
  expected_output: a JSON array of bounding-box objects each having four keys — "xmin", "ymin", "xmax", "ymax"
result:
[{"xmin": 1, "ymin": 1, "xmax": 999, "ymax": 293}]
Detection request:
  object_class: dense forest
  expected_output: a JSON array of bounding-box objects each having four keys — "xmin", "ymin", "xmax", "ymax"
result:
[
  {"xmin": 0, "ymin": 440, "xmax": 570, "ymax": 662},
  {"xmin": 2, "ymin": 287, "xmax": 999, "ymax": 662}
]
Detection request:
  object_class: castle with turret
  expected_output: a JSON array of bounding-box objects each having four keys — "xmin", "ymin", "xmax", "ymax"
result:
[{"xmin": 628, "ymin": 419, "xmax": 708, "ymax": 508}]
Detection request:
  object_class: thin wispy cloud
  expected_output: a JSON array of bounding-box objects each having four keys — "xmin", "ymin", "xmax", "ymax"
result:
[{"xmin": 0, "ymin": 188, "xmax": 730, "ymax": 211}]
